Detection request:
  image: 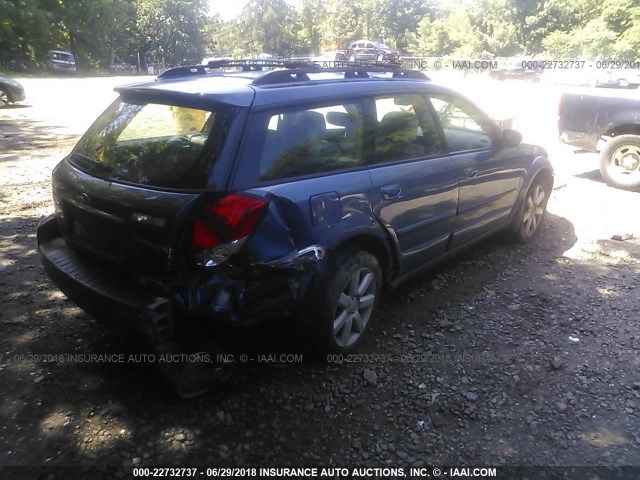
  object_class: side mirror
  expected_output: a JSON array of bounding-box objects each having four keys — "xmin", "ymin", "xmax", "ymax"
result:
[{"xmin": 501, "ymin": 128, "xmax": 522, "ymax": 148}]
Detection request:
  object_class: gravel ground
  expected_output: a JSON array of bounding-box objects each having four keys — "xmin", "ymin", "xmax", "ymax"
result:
[{"xmin": 1, "ymin": 76, "xmax": 640, "ymax": 479}]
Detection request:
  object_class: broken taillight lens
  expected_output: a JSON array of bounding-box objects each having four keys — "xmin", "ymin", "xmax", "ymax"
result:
[{"xmin": 192, "ymin": 194, "xmax": 268, "ymax": 266}]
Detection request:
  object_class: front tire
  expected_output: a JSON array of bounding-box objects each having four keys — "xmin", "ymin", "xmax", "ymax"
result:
[
  {"xmin": 510, "ymin": 177, "xmax": 550, "ymax": 243},
  {"xmin": 311, "ymin": 249, "xmax": 381, "ymax": 354},
  {"xmin": 0, "ymin": 89, "xmax": 10, "ymax": 108},
  {"xmin": 599, "ymin": 135, "xmax": 640, "ymax": 190}
]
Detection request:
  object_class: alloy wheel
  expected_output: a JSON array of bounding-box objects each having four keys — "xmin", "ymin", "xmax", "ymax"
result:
[
  {"xmin": 333, "ymin": 268, "xmax": 376, "ymax": 348},
  {"xmin": 0, "ymin": 90, "xmax": 9, "ymax": 108},
  {"xmin": 522, "ymin": 184, "xmax": 546, "ymax": 236}
]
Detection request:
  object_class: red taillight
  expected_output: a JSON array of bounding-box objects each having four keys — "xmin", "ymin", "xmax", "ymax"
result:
[
  {"xmin": 558, "ymin": 95, "xmax": 563, "ymax": 119},
  {"xmin": 192, "ymin": 195, "xmax": 268, "ymax": 249}
]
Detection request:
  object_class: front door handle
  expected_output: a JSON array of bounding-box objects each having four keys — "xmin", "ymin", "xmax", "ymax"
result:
[
  {"xmin": 464, "ymin": 167, "xmax": 478, "ymax": 179},
  {"xmin": 381, "ymin": 184, "xmax": 402, "ymax": 200}
]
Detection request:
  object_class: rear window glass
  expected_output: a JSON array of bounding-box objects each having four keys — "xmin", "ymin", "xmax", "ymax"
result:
[{"xmin": 70, "ymin": 99, "xmax": 237, "ymax": 189}]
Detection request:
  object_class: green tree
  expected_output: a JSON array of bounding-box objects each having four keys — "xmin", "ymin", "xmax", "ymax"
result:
[
  {"xmin": 52, "ymin": 0, "xmax": 114, "ymax": 68},
  {"xmin": 540, "ymin": 0, "xmax": 638, "ymax": 59},
  {"xmin": 214, "ymin": 0, "xmax": 302, "ymax": 56},
  {"xmin": 413, "ymin": 2, "xmax": 483, "ymax": 57},
  {"xmin": 137, "ymin": 0, "xmax": 208, "ymax": 66},
  {"xmin": 377, "ymin": 0, "xmax": 433, "ymax": 52},
  {"xmin": 108, "ymin": 0, "xmax": 141, "ymax": 67},
  {"xmin": 3, "ymin": 0, "xmax": 638, "ymax": 73},
  {"xmin": 300, "ymin": 0, "xmax": 325, "ymax": 54},
  {"xmin": 468, "ymin": 0, "xmax": 522, "ymax": 56},
  {"xmin": 602, "ymin": 0, "xmax": 640, "ymax": 58},
  {"xmin": 413, "ymin": 17, "xmax": 453, "ymax": 56},
  {"xmin": 318, "ymin": 0, "xmax": 361, "ymax": 51},
  {"xmin": 0, "ymin": 0, "xmax": 61, "ymax": 60}
]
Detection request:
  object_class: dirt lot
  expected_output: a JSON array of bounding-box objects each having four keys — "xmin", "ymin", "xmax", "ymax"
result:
[{"xmin": 1, "ymin": 75, "xmax": 640, "ymax": 478}]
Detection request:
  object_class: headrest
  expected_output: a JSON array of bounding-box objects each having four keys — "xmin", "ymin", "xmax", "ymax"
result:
[{"xmin": 379, "ymin": 111, "xmax": 418, "ymax": 135}]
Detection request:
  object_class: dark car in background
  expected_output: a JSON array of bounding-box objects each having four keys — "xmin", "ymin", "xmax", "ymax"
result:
[
  {"xmin": 37, "ymin": 60, "xmax": 553, "ymax": 370},
  {"xmin": 489, "ymin": 60, "xmax": 541, "ymax": 82},
  {"xmin": 46, "ymin": 50, "xmax": 76, "ymax": 74},
  {"xmin": 595, "ymin": 80, "xmax": 640, "ymax": 90},
  {"xmin": 108, "ymin": 63, "xmax": 138, "ymax": 75},
  {"xmin": 0, "ymin": 76, "xmax": 25, "ymax": 107},
  {"xmin": 346, "ymin": 40, "xmax": 400, "ymax": 62}
]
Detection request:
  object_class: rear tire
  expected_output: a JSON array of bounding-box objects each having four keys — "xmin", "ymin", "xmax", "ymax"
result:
[
  {"xmin": 599, "ymin": 135, "xmax": 640, "ymax": 190},
  {"xmin": 309, "ymin": 249, "xmax": 381, "ymax": 354}
]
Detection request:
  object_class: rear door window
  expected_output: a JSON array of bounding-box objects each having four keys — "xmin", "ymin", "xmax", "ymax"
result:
[
  {"xmin": 70, "ymin": 99, "xmax": 238, "ymax": 189},
  {"xmin": 238, "ymin": 101, "xmax": 367, "ymax": 184},
  {"xmin": 373, "ymin": 94, "xmax": 444, "ymax": 163}
]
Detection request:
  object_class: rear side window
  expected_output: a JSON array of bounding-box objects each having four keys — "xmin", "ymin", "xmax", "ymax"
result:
[
  {"xmin": 242, "ymin": 101, "xmax": 366, "ymax": 183},
  {"xmin": 70, "ymin": 99, "xmax": 237, "ymax": 189}
]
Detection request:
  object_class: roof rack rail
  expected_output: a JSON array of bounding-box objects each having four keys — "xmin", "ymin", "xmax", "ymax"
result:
[
  {"xmin": 207, "ymin": 58, "xmax": 411, "ymax": 70},
  {"xmin": 207, "ymin": 59, "xmax": 287, "ymax": 71},
  {"xmin": 156, "ymin": 59, "xmax": 430, "ymax": 82},
  {"xmin": 252, "ymin": 65, "xmax": 429, "ymax": 85}
]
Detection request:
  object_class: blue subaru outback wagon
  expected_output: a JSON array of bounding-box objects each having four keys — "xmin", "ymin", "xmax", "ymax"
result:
[{"xmin": 38, "ymin": 60, "xmax": 553, "ymax": 356}]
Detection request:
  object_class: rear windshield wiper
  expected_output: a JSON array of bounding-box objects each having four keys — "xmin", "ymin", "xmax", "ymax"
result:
[{"xmin": 70, "ymin": 153, "xmax": 114, "ymax": 177}]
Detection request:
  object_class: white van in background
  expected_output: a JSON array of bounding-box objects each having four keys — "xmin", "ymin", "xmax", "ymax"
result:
[{"xmin": 46, "ymin": 50, "xmax": 76, "ymax": 74}]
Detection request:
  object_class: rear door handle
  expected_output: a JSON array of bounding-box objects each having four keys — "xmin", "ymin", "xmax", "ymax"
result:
[
  {"xmin": 381, "ymin": 184, "xmax": 401, "ymax": 200},
  {"xmin": 464, "ymin": 167, "xmax": 478, "ymax": 179}
]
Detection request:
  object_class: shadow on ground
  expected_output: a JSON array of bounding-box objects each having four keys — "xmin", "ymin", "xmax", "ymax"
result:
[
  {"xmin": 574, "ymin": 169, "xmax": 605, "ymax": 184},
  {"xmin": 2, "ymin": 210, "xmax": 640, "ymax": 470},
  {"xmin": 0, "ymin": 117, "xmax": 78, "ymax": 162}
]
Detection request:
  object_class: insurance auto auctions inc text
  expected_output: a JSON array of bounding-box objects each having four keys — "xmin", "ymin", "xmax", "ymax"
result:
[{"xmin": 249, "ymin": 466, "xmax": 497, "ymax": 478}]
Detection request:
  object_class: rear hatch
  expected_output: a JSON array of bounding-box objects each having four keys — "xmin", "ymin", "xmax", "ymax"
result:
[{"xmin": 53, "ymin": 94, "xmax": 242, "ymax": 274}]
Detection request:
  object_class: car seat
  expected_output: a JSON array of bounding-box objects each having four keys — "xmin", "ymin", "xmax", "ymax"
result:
[{"xmin": 376, "ymin": 111, "xmax": 424, "ymax": 162}]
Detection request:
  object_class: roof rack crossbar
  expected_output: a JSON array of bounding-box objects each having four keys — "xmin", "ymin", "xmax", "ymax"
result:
[
  {"xmin": 157, "ymin": 65, "xmax": 208, "ymax": 79},
  {"xmin": 251, "ymin": 71, "xmax": 312, "ymax": 84},
  {"xmin": 344, "ymin": 71, "xmax": 370, "ymax": 79}
]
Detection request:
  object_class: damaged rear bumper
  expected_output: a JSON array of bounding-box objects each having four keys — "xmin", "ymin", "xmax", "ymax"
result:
[
  {"xmin": 37, "ymin": 215, "xmax": 174, "ymax": 344},
  {"xmin": 37, "ymin": 215, "xmax": 327, "ymax": 340}
]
